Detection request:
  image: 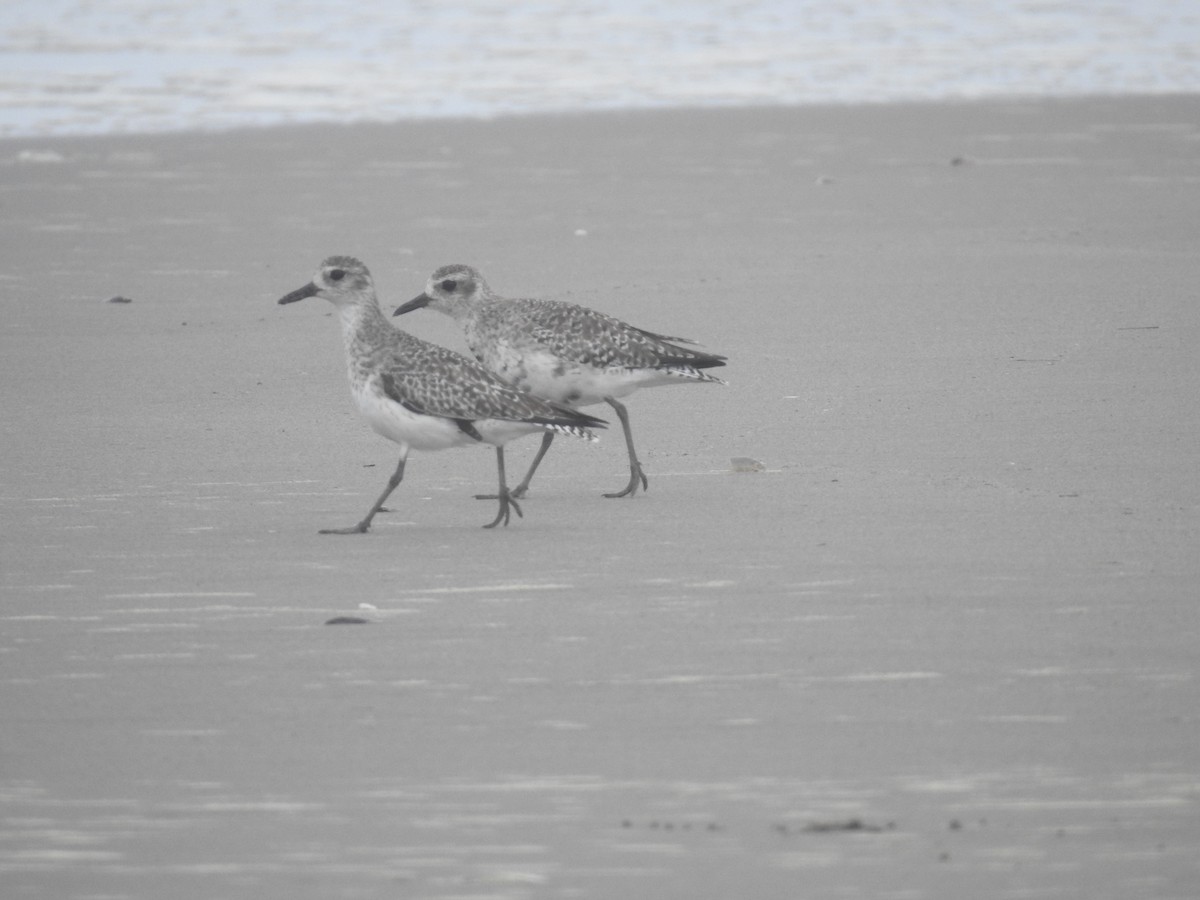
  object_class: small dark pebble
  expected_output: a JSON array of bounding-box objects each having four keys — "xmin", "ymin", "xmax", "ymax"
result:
[
  {"xmin": 107, "ymin": 296, "xmax": 133, "ymax": 304},
  {"xmin": 801, "ymin": 818, "xmax": 890, "ymax": 834},
  {"xmin": 325, "ymin": 616, "xmax": 371, "ymax": 625},
  {"xmin": 620, "ymin": 819, "xmax": 721, "ymax": 833}
]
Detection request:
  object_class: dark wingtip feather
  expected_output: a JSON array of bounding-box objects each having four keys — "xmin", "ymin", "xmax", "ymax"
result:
[
  {"xmin": 659, "ymin": 350, "xmax": 727, "ymax": 370},
  {"xmin": 563, "ymin": 408, "xmax": 609, "ymax": 430},
  {"xmin": 533, "ymin": 403, "xmax": 608, "ymax": 439}
]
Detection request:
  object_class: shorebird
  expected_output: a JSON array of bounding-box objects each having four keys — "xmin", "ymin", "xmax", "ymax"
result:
[
  {"xmin": 276, "ymin": 256, "xmax": 605, "ymax": 532},
  {"xmin": 394, "ymin": 265, "xmax": 726, "ymax": 499}
]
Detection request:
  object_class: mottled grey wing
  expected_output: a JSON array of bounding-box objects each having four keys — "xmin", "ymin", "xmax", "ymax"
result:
[
  {"xmin": 520, "ymin": 301, "xmax": 726, "ymax": 370},
  {"xmin": 378, "ymin": 343, "xmax": 563, "ymax": 425}
]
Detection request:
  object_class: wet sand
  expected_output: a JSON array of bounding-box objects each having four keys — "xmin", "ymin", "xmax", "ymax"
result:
[{"xmin": 2, "ymin": 95, "xmax": 1198, "ymax": 898}]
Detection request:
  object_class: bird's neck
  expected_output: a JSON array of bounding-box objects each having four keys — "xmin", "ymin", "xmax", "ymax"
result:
[
  {"xmin": 442, "ymin": 294, "xmax": 483, "ymax": 325},
  {"xmin": 338, "ymin": 297, "xmax": 395, "ymax": 368}
]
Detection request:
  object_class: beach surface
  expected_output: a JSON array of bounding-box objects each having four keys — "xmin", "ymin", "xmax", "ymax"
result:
[{"xmin": 2, "ymin": 95, "xmax": 1198, "ymax": 898}]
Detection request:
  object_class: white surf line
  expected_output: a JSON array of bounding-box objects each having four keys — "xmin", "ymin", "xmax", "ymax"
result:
[
  {"xmin": 821, "ymin": 671, "xmax": 944, "ymax": 682},
  {"xmin": 100, "ymin": 608, "xmax": 347, "ymax": 619},
  {"xmin": 616, "ymin": 672, "xmax": 781, "ymax": 686},
  {"xmin": 786, "ymin": 579, "xmax": 858, "ymax": 589},
  {"xmin": 393, "ymin": 583, "xmax": 573, "ymax": 595},
  {"xmin": 0, "ymin": 584, "xmax": 78, "ymax": 591},
  {"xmin": 102, "ymin": 592, "xmax": 257, "ymax": 600},
  {"xmin": 191, "ymin": 480, "xmax": 324, "ymax": 486}
]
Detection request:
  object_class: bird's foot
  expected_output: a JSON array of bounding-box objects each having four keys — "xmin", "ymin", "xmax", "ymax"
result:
[
  {"xmin": 483, "ymin": 491, "xmax": 524, "ymax": 528},
  {"xmin": 603, "ymin": 465, "xmax": 648, "ymax": 499},
  {"xmin": 319, "ymin": 522, "xmax": 371, "ymax": 535},
  {"xmin": 475, "ymin": 483, "xmax": 531, "ymax": 501}
]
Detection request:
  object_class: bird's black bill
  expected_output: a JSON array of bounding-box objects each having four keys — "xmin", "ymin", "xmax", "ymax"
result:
[
  {"xmin": 393, "ymin": 293, "xmax": 431, "ymax": 316},
  {"xmin": 277, "ymin": 282, "xmax": 321, "ymax": 305}
]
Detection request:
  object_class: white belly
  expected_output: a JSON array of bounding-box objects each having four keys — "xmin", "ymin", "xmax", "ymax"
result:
[
  {"xmin": 506, "ymin": 349, "xmax": 679, "ymax": 407},
  {"xmin": 353, "ymin": 379, "xmax": 545, "ymax": 451},
  {"xmin": 354, "ymin": 383, "xmax": 470, "ymax": 452}
]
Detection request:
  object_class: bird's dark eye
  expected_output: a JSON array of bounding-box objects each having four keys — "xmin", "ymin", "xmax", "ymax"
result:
[
  {"xmin": 440, "ymin": 279, "xmax": 456, "ymax": 292},
  {"xmin": 329, "ymin": 269, "xmax": 346, "ymax": 282}
]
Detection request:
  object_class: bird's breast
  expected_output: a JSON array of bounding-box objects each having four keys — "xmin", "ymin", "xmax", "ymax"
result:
[{"xmin": 351, "ymin": 377, "xmax": 473, "ymax": 452}]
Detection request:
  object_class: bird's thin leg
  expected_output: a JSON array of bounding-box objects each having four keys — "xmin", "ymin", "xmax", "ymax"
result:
[
  {"xmin": 476, "ymin": 431, "xmax": 554, "ymax": 500},
  {"xmin": 603, "ymin": 397, "xmax": 647, "ymax": 498},
  {"xmin": 320, "ymin": 453, "xmax": 407, "ymax": 534},
  {"xmin": 511, "ymin": 431, "xmax": 554, "ymax": 498},
  {"xmin": 483, "ymin": 446, "xmax": 523, "ymax": 528}
]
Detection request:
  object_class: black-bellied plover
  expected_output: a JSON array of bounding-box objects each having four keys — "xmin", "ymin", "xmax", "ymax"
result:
[
  {"xmin": 394, "ymin": 265, "xmax": 726, "ymax": 498},
  {"xmin": 277, "ymin": 256, "xmax": 605, "ymax": 532}
]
